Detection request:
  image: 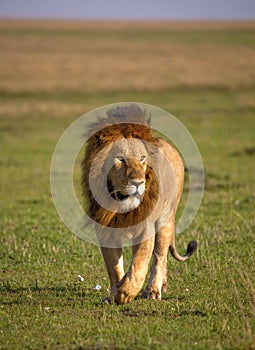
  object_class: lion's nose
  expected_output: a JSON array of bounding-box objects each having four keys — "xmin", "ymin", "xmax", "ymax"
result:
[{"xmin": 130, "ymin": 180, "xmax": 144, "ymax": 187}]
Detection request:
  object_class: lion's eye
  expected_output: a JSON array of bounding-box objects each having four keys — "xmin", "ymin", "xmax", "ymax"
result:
[
  {"xmin": 116, "ymin": 156, "xmax": 125, "ymax": 162},
  {"xmin": 140, "ymin": 155, "xmax": 147, "ymax": 163}
]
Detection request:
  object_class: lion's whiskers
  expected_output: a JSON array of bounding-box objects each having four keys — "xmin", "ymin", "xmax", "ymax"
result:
[{"xmin": 108, "ymin": 190, "xmax": 119, "ymax": 197}]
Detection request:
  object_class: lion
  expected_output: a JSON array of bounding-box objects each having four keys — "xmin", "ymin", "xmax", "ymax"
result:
[{"xmin": 82, "ymin": 104, "xmax": 197, "ymax": 304}]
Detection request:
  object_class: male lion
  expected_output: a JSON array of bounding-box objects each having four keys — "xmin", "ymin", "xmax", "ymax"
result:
[{"xmin": 82, "ymin": 104, "xmax": 197, "ymax": 304}]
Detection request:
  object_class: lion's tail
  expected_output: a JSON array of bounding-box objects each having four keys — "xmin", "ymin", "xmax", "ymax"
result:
[{"xmin": 169, "ymin": 239, "xmax": 197, "ymax": 262}]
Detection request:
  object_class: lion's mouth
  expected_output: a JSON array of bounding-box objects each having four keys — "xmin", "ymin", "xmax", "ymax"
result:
[
  {"xmin": 116, "ymin": 191, "xmax": 141, "ymax": 201},
  {"xmin": 116, "ymin": 192, "xmax": 129, "ymax": 201}
]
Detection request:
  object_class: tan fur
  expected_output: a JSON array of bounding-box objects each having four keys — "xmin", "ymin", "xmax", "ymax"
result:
[{"xmin": 81, "ymin": 104, "xmax": 196, "ymax": 304}]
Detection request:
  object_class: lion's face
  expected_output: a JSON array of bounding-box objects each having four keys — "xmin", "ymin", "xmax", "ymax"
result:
[{"xmin": 107, "ymin": 138, "xmax": 148, "ymax": 212}]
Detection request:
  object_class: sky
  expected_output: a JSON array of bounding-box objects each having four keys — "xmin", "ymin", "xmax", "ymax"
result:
[{"xmin": 0, "ymin": 0, "xmax": 255, "ymax": 20}]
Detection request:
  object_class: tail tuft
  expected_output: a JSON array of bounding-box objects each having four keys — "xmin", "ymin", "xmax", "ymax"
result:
[{"xmin": 185, "ymin": 240, "xmax": 197, "ymax": 258}]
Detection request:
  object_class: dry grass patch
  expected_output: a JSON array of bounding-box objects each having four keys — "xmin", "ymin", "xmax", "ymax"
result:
[{"xmin": 0, "ymin": 20, "xmax": 255, "ymax": 94}]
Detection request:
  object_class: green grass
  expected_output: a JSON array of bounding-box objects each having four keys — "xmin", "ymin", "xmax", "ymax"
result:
[
  {"xmin": 1, "ymin": 87, "xmax": 255, "ymax": 350},
  {"xmin": 1, "ymin": 22, "xmax": 255, "ymax": 350}
]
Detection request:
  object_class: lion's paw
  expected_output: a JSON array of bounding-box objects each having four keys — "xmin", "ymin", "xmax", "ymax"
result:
[
  {"xmin": 141, "ymin": 289, "xmax": 161, "ymax": 300},
  {"xmin": 114, "ymin": 289, "xmax": 136, "ymax": 305}
]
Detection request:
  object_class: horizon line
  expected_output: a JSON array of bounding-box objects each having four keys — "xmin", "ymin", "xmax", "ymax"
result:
[{"xmin": 1, "ymin": 16, "xmax": 255, "ymax": 22}]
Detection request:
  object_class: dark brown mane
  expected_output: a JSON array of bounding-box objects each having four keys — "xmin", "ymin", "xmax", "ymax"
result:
[{"xmin": 81, "ymin": 104, "xmax": 159, "ymax": 228}]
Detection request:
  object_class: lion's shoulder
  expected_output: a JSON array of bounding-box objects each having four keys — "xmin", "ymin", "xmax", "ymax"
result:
[{"xmin": 157, "ymin": 138, "xmax": 184, "ymax": 190}]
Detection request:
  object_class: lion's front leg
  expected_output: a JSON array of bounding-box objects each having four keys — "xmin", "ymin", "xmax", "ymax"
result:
[
  {"xmin": 100, "ymin": 247, "xmax": 125, "ymax": 303},
  {"xmin": 142, "ymin": 220, "xmax": 174, "ymax": 300},
  {"xmin": 113, "ymin": 237, "xmax": 154, "ymax": 305}
]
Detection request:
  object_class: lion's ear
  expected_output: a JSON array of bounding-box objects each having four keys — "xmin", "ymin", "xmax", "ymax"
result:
[{"xmin": 143, "ymin": 140, "xmax": 159, "ymax": 157}]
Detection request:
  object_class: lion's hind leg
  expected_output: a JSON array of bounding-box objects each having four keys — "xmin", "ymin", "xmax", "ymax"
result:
[{"xmin": 141, "ymin": 221, "xmax": 174, "ymax": 300}]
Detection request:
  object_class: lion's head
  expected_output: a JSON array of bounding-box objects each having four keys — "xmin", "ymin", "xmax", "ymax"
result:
[{"xmin": 81, "ymin": 105, "xmax": 159, "ymax": 229}]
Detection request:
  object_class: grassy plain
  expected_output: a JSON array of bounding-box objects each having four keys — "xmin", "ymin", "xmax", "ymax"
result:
[{"xmin": 0, "ymin": 20, "xmax": 255, "ymax": 350}]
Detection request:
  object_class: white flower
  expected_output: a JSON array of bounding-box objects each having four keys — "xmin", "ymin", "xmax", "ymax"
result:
[
  {"xmin": 77, "ymin": 274, "xmax": 85, "ymax": 282},
  {"xmin": 93, "ymin": 284, "xmax": 102, "ymax": 291}
]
